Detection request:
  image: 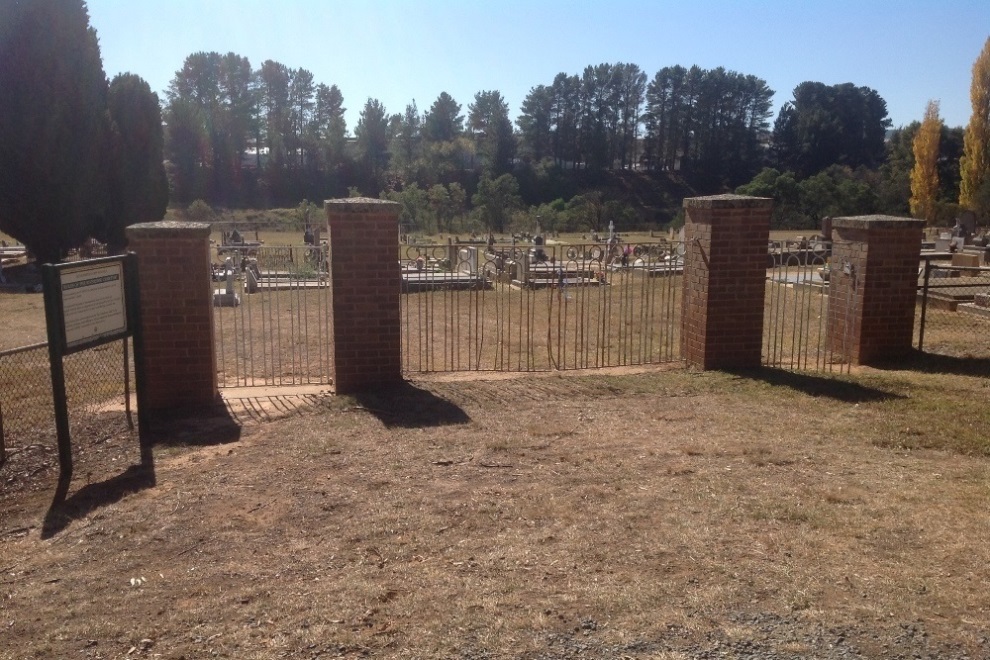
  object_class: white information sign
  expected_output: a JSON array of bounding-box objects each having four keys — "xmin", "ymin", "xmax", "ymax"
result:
[{"xmin": 60, "ymin": 261, "xmax": 127, "ymax": 349}]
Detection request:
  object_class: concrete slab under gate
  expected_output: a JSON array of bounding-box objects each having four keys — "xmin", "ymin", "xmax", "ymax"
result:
[{"xmin": 220, "ymin": 384, "xmax": 333, "ymax": 425}]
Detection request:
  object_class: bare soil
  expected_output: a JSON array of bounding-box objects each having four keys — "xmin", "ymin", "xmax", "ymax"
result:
[{"xmin": 2, "ymin": 364, "xmax": 989, "ymax": 659}]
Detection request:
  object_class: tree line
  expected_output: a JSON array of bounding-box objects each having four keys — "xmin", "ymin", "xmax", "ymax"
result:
[
  {"xmin": 167, "ymin": 45, "xmax": 986, "ymax": 235},
  {"xmin": 743, "ymin": 37, "xmax": 990, "ymax": 232},
  {"xmin": 165, "ymin": 56, "xmax": 784, "ymax": 207},
  {"xmin": 2, "ymin": 1, "xmax": 989, "ymax": 262},
  {"xmin": 163, "ymin": 48, "xmax": 930, "ymax": 233}
]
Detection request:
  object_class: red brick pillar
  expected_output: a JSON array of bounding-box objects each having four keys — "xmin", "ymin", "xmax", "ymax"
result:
[
  {"xmin": 125, "ymin": 221, "xmax": 218, "ymax": 412},
  {"xmin": 826, "ymin": 216, "xmax": 924, "ymax": 364},
  {"xmin": 682, "ymin": 194, "xmax": 772, "ymax": 370},
  {"xmin": 325, "ymin": 198, "xmax": 402, "ymax": 393}
]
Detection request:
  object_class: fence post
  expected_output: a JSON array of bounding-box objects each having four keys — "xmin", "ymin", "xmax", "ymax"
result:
[
  {"xmin": 918, "ymin": 258, "xmax": 932, "ymax": 351},
  {"xmin": 125, "ymin": 221, "xmax": 218, "ymax": 414},
  {"xmin": 324, "ymin": 198, "xmax": 403, "ymax": 394},
  {"xmin": 0, "ymin": 402, "xmax": 5, "ymax": 469},
  {"xmin": 681, "ymin": 194, "xmax": 773, "ymax": 370},
  {"xmin": 826, "ymin": 216, "xmax": 924, "ymax": 364}
]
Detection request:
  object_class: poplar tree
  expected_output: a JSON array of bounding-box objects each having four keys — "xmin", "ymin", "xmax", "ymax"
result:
[
  {"xmin": 909, "ymin": 100, "xmax": 941, "ymax": 224},
  {"xmin": 960, "ymin": 37, "xmax": 990, "ymax": 219}
]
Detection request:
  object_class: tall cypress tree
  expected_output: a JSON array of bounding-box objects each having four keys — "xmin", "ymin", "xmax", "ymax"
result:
[
  {"xmin": 101, "ymin": 73, "xmax": 168, "ymax": 251},
  {"xmin": 0, "ymin": 0, "xmax": 109, "ymax": 263}
]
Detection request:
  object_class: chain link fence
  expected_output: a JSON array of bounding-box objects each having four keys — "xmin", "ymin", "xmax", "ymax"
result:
[
  {"xmin": 916, "ymin": 259, "xmax": 990, "ymax": 359},
  {"xmin": 0, "ymin": 339, "xmax": 135, "ymax": 489}
]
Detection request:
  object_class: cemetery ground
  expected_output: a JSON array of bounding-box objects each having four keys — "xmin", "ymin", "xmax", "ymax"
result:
[{"xmin": 2, "ymin": 345, "xmax": 990, "ymax": 655}]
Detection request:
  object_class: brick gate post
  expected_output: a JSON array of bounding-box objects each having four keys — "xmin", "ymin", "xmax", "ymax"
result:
[
  {"xmin": 125, "ymin": 221, "xmax": 218, "ymax": 412},
  {"xmin": 682, "ymin": 194, "xmax": 773, "ymax": 370},
  {"xmin": 324, "ymin": 198, "xmax": 403, "ymax": 394},
  {"xmin": 827, "ymin": 216, "xmax": 924, "ymax": 365}
]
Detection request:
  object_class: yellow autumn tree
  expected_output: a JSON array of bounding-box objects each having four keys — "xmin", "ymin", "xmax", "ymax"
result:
[
  {"xmin": 960, "ymin": 36, "xmax": 990, "ymax": 218},
  {"xmin": 910, "ymin": 100, "xmax": 941, "ymax": 223}
]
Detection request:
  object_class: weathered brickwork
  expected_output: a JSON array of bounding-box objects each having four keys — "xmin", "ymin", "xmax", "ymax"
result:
[
  {"xmin": 682, "ymin": 195, "xmax": 772, "ymax": 370},
  {"xmin": 325, "ymin": 198, "xmax": 402, "ymax": 393},
  {"xmin": 826, "ymin": 216, "xmax": 924, "ymax": 365},
  {"xmin": 125, "ymin": 221, "xmax": 218, "ymax": 412}
]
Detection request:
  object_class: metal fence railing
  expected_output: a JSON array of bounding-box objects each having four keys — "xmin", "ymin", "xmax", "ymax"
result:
[
  {"xmin": 916, "ymin": 257, "xmax": 990, "ymax": 358},
  {"xmin": 400, "ymin": 241, "xmax": 684, "ymax": 373},
  {"xmin": 213, "ymin": 245, "xmax": 332, "ymax": 387}
]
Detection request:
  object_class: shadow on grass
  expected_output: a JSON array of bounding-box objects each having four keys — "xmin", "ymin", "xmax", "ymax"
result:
[
  {"xmin": 727, "ymin": 367, "xmax": 906, "ymax": 403},
  {"xmin": 42, "ymin": 404, "xmax": 242, "ymax": 539},
  {"xmin": 877, "ymin": 350, "xmax": 990, "ymax": 378},
  {"xmin": 41, "ymin": 426, "xmax": 157, "ymax": 540},
  {"xmin": 41, "ymin": 463, "xmax": 154, "ymax": 539},
  {"xmin": 351, "ymin": 380, "xmax": 471, "ymax": 429},
  {"xmin": 142, "ymin": 404, "xmax": 244, "ymax": 447}
]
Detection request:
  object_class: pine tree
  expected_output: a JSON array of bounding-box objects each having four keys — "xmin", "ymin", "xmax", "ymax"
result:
[
  {"xmin": 960, "ymin": 37, "xmax": 990, "ymax": 219},
  {"xmin": 910, "ymin": 100, "xmax": 941, "ymax": 224}
]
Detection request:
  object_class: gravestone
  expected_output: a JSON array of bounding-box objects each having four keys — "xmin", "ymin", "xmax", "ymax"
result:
[
  {"xmin": 213, "ymin": 257, "xmax": 241, "ymax": 307},
  {"xmin": 245, "ymin": 266, "xmax": 258, "ymax": 293}
]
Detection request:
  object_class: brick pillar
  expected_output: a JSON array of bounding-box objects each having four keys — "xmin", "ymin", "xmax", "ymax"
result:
[
  {"xmin": 325, "ymin": 198, "xmax": 402, "ymax": 393},
  {"xmin": 826, "ymin": 216, "xmax": 924, "ymax": 365},
  {"xmin": 682, "ymin": 194, "xmax": 772, "ymax": 370},
  {"xmin": 125, "ymin": 221, "xmax": 218, "ymax": 412}
]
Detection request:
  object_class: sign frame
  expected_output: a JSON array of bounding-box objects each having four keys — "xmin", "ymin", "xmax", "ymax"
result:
[
  {"xmin": 44, "ymin": 256, "xmax": 131, "ymax": 355},
  {"xmin": 41, "ymin": 254, "xmax": 144, "ymax": 480}
]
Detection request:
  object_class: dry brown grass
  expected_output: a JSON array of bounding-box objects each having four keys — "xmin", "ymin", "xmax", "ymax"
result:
[
  {"xmin": 2, "ymin": 366, "xmax": 990, "ymax": 658},
  {"xmin": 916, "ymin": 304, "xmax": 990, "ymax": 360},
  {"xmin": 0, "ymin": 289, "xmax": 45, "ymax": 350}
]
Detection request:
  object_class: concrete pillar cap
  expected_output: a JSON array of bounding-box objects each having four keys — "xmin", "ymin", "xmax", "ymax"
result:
[
  {"xmin": 125, "ymin": 221, "xmax": 211, "ymax": 238},
  {"xmin": 683, "ymin": 194, "xmax": 772, "ymax": 209},
  {"xmin": 832, "ymin": 215, "xmax": 925, "ymax": 230},
  {"xmin": 324, "ymin": 198, "xmax": 401, "ymax": 214}
]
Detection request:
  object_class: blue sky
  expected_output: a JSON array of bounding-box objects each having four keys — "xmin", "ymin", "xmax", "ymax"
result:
[{"xmin": 86, "ymin": 0, "xmax": 988, "ymax": 133}]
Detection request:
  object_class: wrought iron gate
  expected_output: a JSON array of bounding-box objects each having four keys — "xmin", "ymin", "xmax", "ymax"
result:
[
  {"xmin": 213, "ymin": 245, "xmax": 331, "ymax": 387},
  {"xmin": 762, "ymin": 240, "xmax": 850, "ymax": 373},
  {"xmin": 400, "ymin": 241, "xmax": 684, "ymax": 373}
]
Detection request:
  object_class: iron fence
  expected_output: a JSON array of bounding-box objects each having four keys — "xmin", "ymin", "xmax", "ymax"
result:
[
  {"xmin": 916, "ymin": 257, "xmax": 990, "ymax": 358},
  {"xmin": 400, "ymin": 241, "xmax": 684, "ymax": 373},
  {"xmin": 762, "ymin": 240, "xmax": 850, "ymax": 373},
  {"xmin": 214, "ymin": 245, "xmax": 332, "ymax": 387}
]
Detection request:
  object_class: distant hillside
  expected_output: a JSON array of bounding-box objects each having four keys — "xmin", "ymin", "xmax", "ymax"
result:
[
  {"xmin": 164, "ymin": 168, "xmax": 701, "ymax": 232},
  {"xmin": 519, "ymin": 168, "xmax": 697, "ymax": 228},
  {"xmin": 602, "ymin": 170, "xmax": 698, "ymax": 226}
]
